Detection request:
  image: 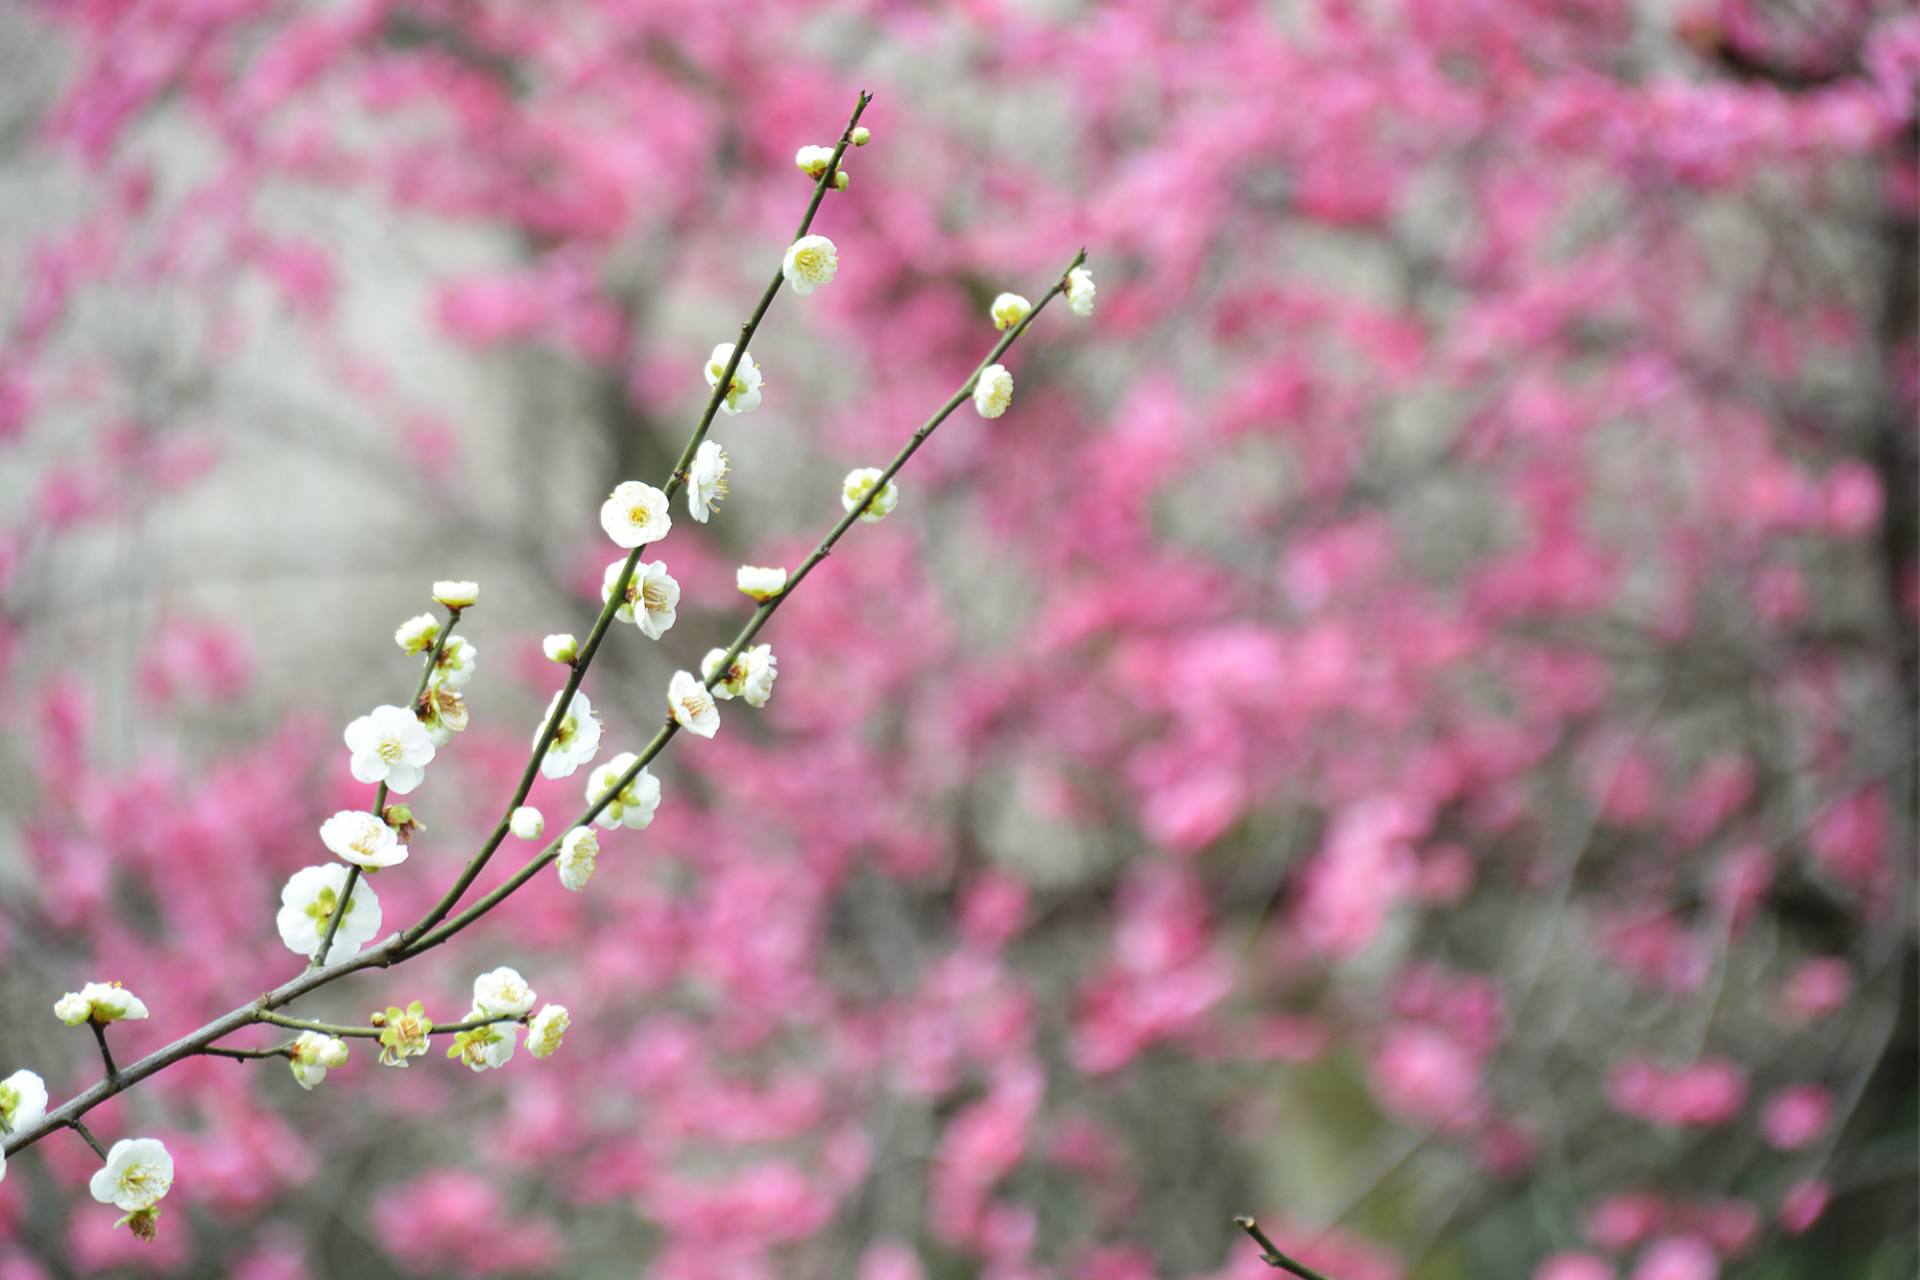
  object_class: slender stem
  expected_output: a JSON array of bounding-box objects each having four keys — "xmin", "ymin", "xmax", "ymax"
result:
[
  {"xmin": 257, "ymin": 1009, "xmax": 525, "ymax": 1038},
  {"xmin": 314, "ymin": 608, "xmax": 460, "ymax": 966},
  {"xmin": 402, "ymin": 249, "xmax": 1085, "ymax": 959},
  {"xmin": 403, "ymin": 92, "xmax": 873, "ymax": 946},
  {"xmin": 199, "ymin": 1046, "xmax": 294, "ymax": 1062},
  {"xmin": 68, "ymin": 1119, "xmax": 107, "ymax": 1161},
  {"xmin": 1234, "ymin": 1216, "xmax": 1339, "ymax": 1280},
  {"xmin": 88, "ymin": 1021, "xmax": 117, "ymax": 1081}
]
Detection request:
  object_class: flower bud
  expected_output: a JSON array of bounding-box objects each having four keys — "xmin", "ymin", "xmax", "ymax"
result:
[
  {"xmin": 850, "ymin": 126, "xmax": 871, "ymax": 147},
  {"xmin": 543, "ymin": 634, "xmax": 578, "ymax": 664},
  {"xmin": 794, "ymin": 144, "xmax": 836, "ymax": 178},
  {"xmin": 990, "ymin": 293, "xmax": 1032, "ymax": 332},
  {"xmin": 833, "ymin": 168, "xmax": 850, "ymax": 191},
  {"xmin": 382, "ymin": 804, "xmax": 424, "ymax": 844},
  {"xmin": 394, "ymin": 614, "xmax": 440, "ymax": 655},
  {"xmin": 510, "ymin": 806, "xmax": 545, "ymax": 840},
  {"xmin": 432, "ymin": 580, "xmax": 479, "ymax": 609}
]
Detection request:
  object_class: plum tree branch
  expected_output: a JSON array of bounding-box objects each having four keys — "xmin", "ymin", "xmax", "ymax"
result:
[
  {"xmin": 1235, "ymin": 1216, "xmax": 1339, "ymax": 1280},
  {"xmin": 0, "ymin": 99, "xmax": 1087, "ymax": 1190},
  {"xmin": 398, "ymin": 247, "xmax": 1086, "ymax": 960},
  {"xmin": 88, "ymin": 1021, "xmax": 117, "ymax": 1083},
  {"xmin": 402, "ymin": 89, "xmax": 871, "ymax": 945}
]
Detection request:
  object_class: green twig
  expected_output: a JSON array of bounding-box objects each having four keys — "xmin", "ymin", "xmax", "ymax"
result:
[{"xmin": 1234, "ymin": 1216, "xmax": 1339, "ymax": 1280}]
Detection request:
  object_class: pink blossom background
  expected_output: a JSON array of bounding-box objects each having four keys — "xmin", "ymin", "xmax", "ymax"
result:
[{"xmin": 0, "ymin": 1, "xmax": 1915, "ymax": 1277}]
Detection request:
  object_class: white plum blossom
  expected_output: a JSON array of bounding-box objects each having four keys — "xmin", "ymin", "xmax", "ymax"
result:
[
  {"xmin": 378, "ymin": 1002, "xmax": 433, "ymax": 1067},
  {"xmin": 344, "ymin": 704, "xmax": 435, "ymax": 795},
  {"xmin": 276, "ymin": 864, "xmax": 382, "ymax": 964},
  {"xmin": 687, "ymin": 439, "xmax": 730, "ymax": 523},
  {"xmin": 534, "ymin": 689, "xmax": 600, "ymax": 779},
  {"xmin": 289, "ymin": 1032, "xmax": 349, "ymax": 1091},
  {"xmin": 794, "ymin": 144, "xmax": 836, "ymax": 177},
  {"xmin": 430, "ymin": 636, "xmax": 477, "ymax": 690},
  {"xmin": 972, "ymin": 364, "xmax": 1014, "ymax": 419},
  {"xmin": 587, "ymin": 753, "xmax": 662, "ymax": 830},
  {"xmin": 667, "ymin": 670, "xmax": 721, "ymax": 739},
  {"xmin": 702, "ymin": 645, "xmax": 777, "ymax": 708},
  {"xmin": 420, "ymin": 685, "xmax": 468, "ymax": 746},
  {"xmin": 56, "ymin": 983, "xmax": 149, "ymax": 1026},
  {"xmin": 543, "ymin": 633, "xmax": 578, "ymax": 664},
  {"xmin": 473, "ymin": 967, "xmax": 538, "ymax": 1018},
  {"xmin": 90, "ymin": 1137, "xmax": 173, "ymax": 1212},
  {"xmin": 990, "ymin": 293, "xmax": 1032, "ymax": 331},
  {"xmin": 705, "ymin": 343, "xmax": 763, "ymax": 416},
  {"xmin": 450, "ymin": 1011, "xmax": 516, "ymax": 1072},
  {"xmin": 394, "ymin": 614, "xmax": 439, "ymax": 655},
  {"xmin": 509, "ymin": 806, "xmax": 545, "ymax": 840},
  {"xmin": 557, "ymin": 827, "xmax": 599, "ymax": 892},
  {"xmin": 841, "ymin": 467, "xmax": 899, "ymax": 522},
  {"xmin": 604, "ymin": 558, "xmax": 679, "ymax": 639},
  {"xmin": 600, "ymin": 480, "xmax": 672, "ymax": 548},
  {"xmin": 431, "ymin": 580, "xmax": 479, "ymax": 609},
  {"xmin": 319, "ymin": 810, "xmax": 405, "ymax": 870},
  {"xmin": 527, "ymin": 1004, "xmax": 570, "ymax": 1059},
  {"xmin": 782, "ymin": 234, "xmax": 838, "ymax": 295},
  {"xmin": 1066, "ymin": 265, "xmax": 1096, "ymax": 317},
  {"xmin": 0, "ymin": 1069, "xmax": 47, "ymax": 1138},
  {"xmin": 736, "ymin": 565, "xmax": 787, "ymax": 602},
  {"xmin": 737, "ymin": 645, "xmax": 778, "ymax": 708}
]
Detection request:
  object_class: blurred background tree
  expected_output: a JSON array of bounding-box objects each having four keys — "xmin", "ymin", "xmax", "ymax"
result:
[{"xmin": 0, "ymin": 0, "xmax": 1913, "ymax": 1276}]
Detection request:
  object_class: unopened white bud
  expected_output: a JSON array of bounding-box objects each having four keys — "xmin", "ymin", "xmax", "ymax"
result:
[
  {"xmin": 509, "ymin": 806, "xmax": 545, "ymax": 840},
  {"xmin": 431, "ymin": 580, "xmax": 479, "ymax": 609},
  {"xmin": 543, "ymin": 634, "xmax": 578, "ymax": 664}
]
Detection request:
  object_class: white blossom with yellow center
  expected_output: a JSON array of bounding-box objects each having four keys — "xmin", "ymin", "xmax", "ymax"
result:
[
  {"xmin": 431, "ymin": 580, "xmax": 478, "ymax": 609},
  {"xmin": 289, "ymin": 1031, "xmax": 349, "ymax": 1091},
  {"xmin": 600, "ymin": 479, "xmax": 672, "ymax": 549},
  {"xmin": 429, "ymin": 636, "xmax": 477, "ymax": 691},
  {"xmin": 972, "ymin": 364, "xmax": 1014, "ymax": 419},
  {"xmin": 473, "ymin": 966, "xmax": 538, "ymax": 1018},
  {"xmin": 702, "ymin": 644, "xmax": 777, "ymax": 708},
  {"xmin": 736, "ymin": 565, "xmax": 787, "ymax": 602},
  {"xmin": 393, "ymin": 613, "xmax": 439, "ymax": 655},
  {"xmin": 667, "ymin": 670, "xmax": 721, "ymax": 738},
  {"xmin": 841, "ymin": 468, "xmax": 899, "ymax": 522},
  {"xmin": 782, "ymin": 234, "xmax": 838, "ymax": 295},
  {"xmin": 587, "ymin": 752, "xmax": 662, "ymax": 831},
  {"xmin": 54, "ymin": 982, "xmax": 149, "ymax": 1026},
  {"xmin": 319, "ymin": 810, "xmax": 405, "ymax": 870},
  {"xmin": 344, "ymin": 704, "xmax": 435, "ymax": 794},
  {"xmin": 687, "ymin": 439, "xmax": 730, "ymax": 523},
  {"xmin": 527, "ymin": 1004, "xmax": 570, "ymax": 1059},
  {"xmin": 705, "ymin": 343, "xmax": 763, "ymax": 415},
  {"xmin": 990, "ymin": 293, "xmax": 1031, "ymax": 331},
  {"xmin": 604, "ymin": 558, "xmax": 680, "ymax": 639},
  {"xmin": 557, "ymin": 827, "xmax": 599, "ymax": 892},
  {"xmin": 534, "ymin": 689, "xmax": 601, "ymax": 780},
  {"xmin": 89, "ymin": 1137, "xmax": 173, "ymax": 1212},
  {"xmin": 0, "ymin": 1069, "xmax": 47, "ymax": 1139},
  {"xmin": 1067, "ymin": 265, "xmax": 1096, "ymax": 317},
  {"xmin": 276, "ymin": 864, "xmax": 382, "ymax": 963}
]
